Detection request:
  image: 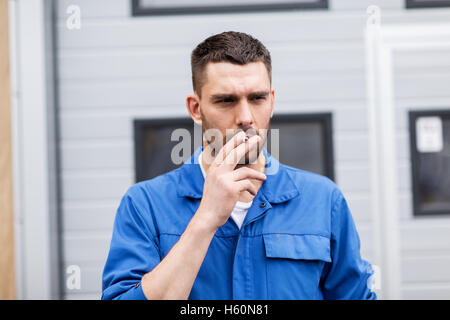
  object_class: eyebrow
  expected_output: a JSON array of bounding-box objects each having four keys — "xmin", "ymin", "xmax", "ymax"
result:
[
  {"xmin": 210, "ymin": 91, "xmax": 270, "ymax": 102},
  {"xmin": 248, "ymin": 91, "xmax": 270, "ymax": 99}
]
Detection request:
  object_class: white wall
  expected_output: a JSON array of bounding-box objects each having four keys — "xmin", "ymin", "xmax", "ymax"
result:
[{"xmin": 54, "ymin": 0, "xmax": 450, "ymax": 299}]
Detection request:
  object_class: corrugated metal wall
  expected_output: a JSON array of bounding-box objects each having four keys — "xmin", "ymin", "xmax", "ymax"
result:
[{"xmin": 55, "ymin": 0, "xmax": 450, "ymax": 299}]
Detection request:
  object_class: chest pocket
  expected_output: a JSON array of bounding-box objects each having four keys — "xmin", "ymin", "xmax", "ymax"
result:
[{"xmin": 263, "ymin": 233, "xmax": 331, "ymax": 299}]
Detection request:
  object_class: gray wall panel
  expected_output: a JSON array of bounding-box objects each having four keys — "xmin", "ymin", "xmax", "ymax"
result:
[{"xmin": 55, "ymin": 0, "xmax": 450, "ymax": 299}]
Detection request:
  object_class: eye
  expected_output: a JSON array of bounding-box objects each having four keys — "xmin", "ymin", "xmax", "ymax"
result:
[
  {"xmin": 214, "ymin": 97, "xmax": 234, "ymax": 104},
  {"xmin": 252, "ymin": 96, "xmax": 266, "ymax": 101}
]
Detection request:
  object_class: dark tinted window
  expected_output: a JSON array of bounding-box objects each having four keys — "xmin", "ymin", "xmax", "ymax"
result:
[
  {"xmin": 406, "ymin": 0, "xmax": 450, "ymax": 9},
  {"xmin": 409, "ymin": 110, "xmax": 450, "ymax": 216},
  {"xmin": 132, "ymin": 0, "xmax": 328, "ymax": 15},
  {"xmin": 134, "ymin": 113, "xmax": 334, "ymax": 182},
  {"xmin": 266, "ymin": 114, "xmax": 333, "ymax": 179}
]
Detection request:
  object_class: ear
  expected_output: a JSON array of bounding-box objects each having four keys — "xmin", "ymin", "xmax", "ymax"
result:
[
  {"xmin": 186, "ymin": 93, "xmax": 202, "ymax": 126},
  {"xmin": 270, "ymin": 88, "xmax": 275, "ymax": 118}
]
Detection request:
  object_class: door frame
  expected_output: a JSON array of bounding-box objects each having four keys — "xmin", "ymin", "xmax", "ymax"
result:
[
  {"xmin": 365, "ymin": 5, "xmax": 450, "ymax": 299},
  {"xmin": 9, "ymin": 0, "xmax": 61, "ymax": 299}
]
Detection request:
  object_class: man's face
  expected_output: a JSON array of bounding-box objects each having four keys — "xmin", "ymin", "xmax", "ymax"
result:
[{"xmin": 197, "ymin": 61, "xmax": 274, "ymax": 164}]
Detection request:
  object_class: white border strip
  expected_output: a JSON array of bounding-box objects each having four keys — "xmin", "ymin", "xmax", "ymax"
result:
[
  {"xmin": 8, "ymin": 0, "xmax": 23, "ymax": 300},
  {"xmin": 10, "ymin": 0, "xmax": 57, "ymax": 299}
]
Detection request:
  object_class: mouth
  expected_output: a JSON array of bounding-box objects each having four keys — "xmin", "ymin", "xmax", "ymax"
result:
[{"xmin": 226, "ymin": 128, "xmax": 258, "ymax": 143}]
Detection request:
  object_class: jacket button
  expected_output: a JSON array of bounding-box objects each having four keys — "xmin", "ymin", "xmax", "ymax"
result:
[{"xmin": 260, "ymin": 202, "xmax": 266, "ymax": 208}]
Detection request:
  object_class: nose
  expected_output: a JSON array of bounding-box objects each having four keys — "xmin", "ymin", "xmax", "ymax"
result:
[{"xmin": 235, "ymin": 99, "xmax": 253, "ymax": 128}]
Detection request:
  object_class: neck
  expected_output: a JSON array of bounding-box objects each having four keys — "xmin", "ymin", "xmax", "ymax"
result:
[{"xmin": 201, "ymin": 144, "xmax": 266, "ymax": 202}]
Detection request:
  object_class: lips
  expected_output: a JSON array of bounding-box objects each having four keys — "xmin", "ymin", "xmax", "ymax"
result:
[{"xmin": 236, "ymin": 128, "xmax": 257, "ymax": 137}]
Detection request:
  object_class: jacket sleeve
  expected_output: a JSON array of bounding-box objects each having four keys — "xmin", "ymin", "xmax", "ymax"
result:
[
  {"xmin": 101, "ymin": 187, "xmax": 161, "ymax": 300},
  {"xmin": 320, "ymin": 189, "xmax": 377, "ymax": 300}
]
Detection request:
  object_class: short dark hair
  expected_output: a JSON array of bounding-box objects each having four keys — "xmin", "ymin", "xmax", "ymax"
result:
[{"xmin": 191, "ymin": 31, "xmax": 272, "ymax": 97}]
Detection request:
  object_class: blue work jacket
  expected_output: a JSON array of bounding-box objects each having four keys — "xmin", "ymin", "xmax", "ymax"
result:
[{"xmin": 102, "ymin": 147, "xmax": 377, "ymax": 300}]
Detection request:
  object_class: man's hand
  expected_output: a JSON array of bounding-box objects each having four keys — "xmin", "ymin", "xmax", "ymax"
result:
[
  {"xmin": 141, "ymin": 131, "xmax": 266, "ymax": 300},
  {"xmin": 196, "ymin": 131, "xmax": 266, "ymax": 231}
]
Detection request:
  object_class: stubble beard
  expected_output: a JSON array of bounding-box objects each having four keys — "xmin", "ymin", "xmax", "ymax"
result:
[{"xmin": 200, "ymin": 110, "xmax": 270, "ymax": 166}]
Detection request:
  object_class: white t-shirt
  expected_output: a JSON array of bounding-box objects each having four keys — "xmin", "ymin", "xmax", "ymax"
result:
[{"xmin": 198, "ymin": 152, "xmax": 253, "ymax": 229}]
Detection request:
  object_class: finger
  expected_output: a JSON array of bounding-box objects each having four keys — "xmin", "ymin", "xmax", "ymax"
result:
[
  {"xmin": 211, "ymin": 131, "xmax": 247, "ymax": 166},
  {"xmin": 232, "ymin": 167, "xmax": 266, "ymax": 182},
  {"xmin": 236, "ymin": 180, "xmax": 258, "ymax": 196},
  {"xmin": 223, "ymin": 134, "xmax": 261, "ymax": 169}
]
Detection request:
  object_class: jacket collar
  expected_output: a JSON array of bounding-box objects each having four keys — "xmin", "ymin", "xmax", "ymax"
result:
[{"xmin": 176, "ymin": 146, "xmax": 299, "ymax": 204}]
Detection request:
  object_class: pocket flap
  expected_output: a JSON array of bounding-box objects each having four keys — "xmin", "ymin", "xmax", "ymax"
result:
[{"xmin": 263, "ymin": 233, "xmax": 331, "ymax": 262}]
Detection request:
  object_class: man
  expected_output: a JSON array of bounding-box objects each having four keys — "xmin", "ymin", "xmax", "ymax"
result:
[{"xmin": 102, "ymin": 31, "xmax": 376, "ymax": 300}]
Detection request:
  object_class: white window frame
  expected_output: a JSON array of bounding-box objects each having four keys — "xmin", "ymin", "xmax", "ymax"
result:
[{"xmin": 365, "ymin": 5, "xmax": 450, "ymax": 300}]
